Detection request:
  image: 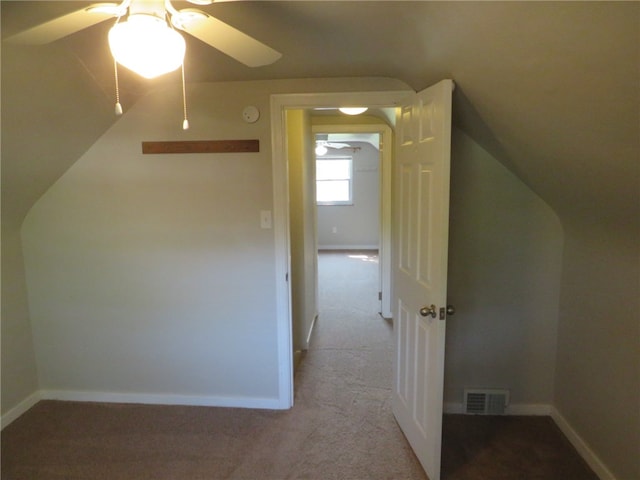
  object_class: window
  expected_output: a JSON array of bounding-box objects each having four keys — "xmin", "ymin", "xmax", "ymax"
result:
[{"xmin": 316, "ymin": 156, "xmax": 353, "ymax": 205}]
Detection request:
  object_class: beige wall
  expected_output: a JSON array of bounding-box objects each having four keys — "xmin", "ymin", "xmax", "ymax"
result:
[
  {"xmin": 0, "ymin": 226, "xmax": 39, "ymax": 414},
  {"xmin": 287, "ymin": 109, "xmax": 318, "ymax": 351},
  {"xmin": 22, "ymin": 82, "xmax": 281, "ymax": 403},
  {"xmin": 445, "ymin": 128, "xmax": 563, "ymax": 408},
  {"xmin": 1, "ymin": 43, "xmax": 116, "ymax": 417},
  {"xmin": 554, "ymin": 221, "xmax": 639, "ymax": 480},
  {"xmin": 15, "ymin": 77, "xmax": 409, "ymax": 410}
]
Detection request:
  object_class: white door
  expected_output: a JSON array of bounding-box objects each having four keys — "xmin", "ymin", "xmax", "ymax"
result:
[{"xmin": 392, "ymin": 79, "xmax": 453, "ymax": 480}]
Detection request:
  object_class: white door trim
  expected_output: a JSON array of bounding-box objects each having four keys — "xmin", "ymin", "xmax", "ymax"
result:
[
  {"xmin": 270, "ymin": 90, "xmax": 410, "ymax": 408},
  {"xmin": 311, "ymin": 122, "xmax": 394, "ymax": 318}
]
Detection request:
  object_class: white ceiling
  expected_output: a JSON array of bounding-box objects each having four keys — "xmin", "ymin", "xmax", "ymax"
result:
[{"xmin": 2, "ymin": 1, "xmax": 638, "ymax": 232}]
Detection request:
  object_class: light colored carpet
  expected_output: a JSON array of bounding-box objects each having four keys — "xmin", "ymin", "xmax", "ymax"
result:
[{"xmin": 1, "ymin": 250, "xmax": 427, "ymax": 479}]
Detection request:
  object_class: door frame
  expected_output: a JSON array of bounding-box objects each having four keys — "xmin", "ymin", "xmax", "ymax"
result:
[
  {"xmin": 311, "ymin": 122, "xmax": 393, "ymax": 318},
  {"xmin": 270, "ymin": 90, "xmax": 410, "ymax": 407}
]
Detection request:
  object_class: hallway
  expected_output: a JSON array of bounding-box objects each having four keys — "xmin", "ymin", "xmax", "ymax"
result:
[{"xmin": 290, "ymin": 249, "xmax": 427, "ymax": 477}]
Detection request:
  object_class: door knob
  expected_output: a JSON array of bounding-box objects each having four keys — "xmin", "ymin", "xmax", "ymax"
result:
[
  {"xmin": 446, "ymin": 305, "xmax": 456, "ymax": 316},
  {"xmin": 420, "ymin": 304, "xmax": 437, "ymax": 318}
]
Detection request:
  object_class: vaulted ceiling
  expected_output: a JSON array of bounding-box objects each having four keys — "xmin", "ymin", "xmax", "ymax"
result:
[{"xmin": 2, "ymin": 1, "xmax": 638, "ymax": 232}]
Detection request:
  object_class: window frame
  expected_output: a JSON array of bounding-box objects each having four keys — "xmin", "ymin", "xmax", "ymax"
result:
[{"xmin": 315, "ymin": 155, "xmax": 354, "ymax": 206}]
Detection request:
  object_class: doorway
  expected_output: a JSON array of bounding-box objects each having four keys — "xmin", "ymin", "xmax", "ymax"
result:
[
  {"xmin": 312, "ymin": 122, "xmax": 393, "ymax": 319},
  {"xmin": 272, "ymin": 82, "xmax": 454, "ymax": 480},
  {"xmin": 288, "ymin": 116, "xmax": 394, "ymax": 369},
  {"xmin": 270, "ymin": 90, "xmax": 408, "ymax": 408},
  {"xmin": 287, "ymin": 115, "xmax": 392, "ymax": 373}
]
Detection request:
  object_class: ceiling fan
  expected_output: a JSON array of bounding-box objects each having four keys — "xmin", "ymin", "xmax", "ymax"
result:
[
  {"xmin": 316, "ymin": 134, "xmax": 351, "ymax": 149},
  {"xmin": 317, "ymin": 140, "xmax": 352, "ymax": 149},
  {"xmin": 315, "ymin": 134, "xmax": 355, "ymax": 156},
  {"xmin": 5, "ymin": 0, "xmax": 282, "ymax": 70}
]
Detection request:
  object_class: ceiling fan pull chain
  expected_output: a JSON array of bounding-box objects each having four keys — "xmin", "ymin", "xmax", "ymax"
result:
[
  {"xmin": 181, "ymin": 62, "xmax": 189, "ymax": 130},
  {"xmin": 114, "ymin": 59, "xmax": 123, "ymax": 116},
  {"xmin": 112, "ymin": 15, "xmax": 123, "ymax": 116}
]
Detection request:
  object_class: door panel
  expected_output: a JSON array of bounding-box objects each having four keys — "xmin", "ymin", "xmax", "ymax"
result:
[
  {"xmin": 418, "ymin": 167, "xmax": 434, "ymax": 287},
  {"xmin": 392, "ymin": 79, "xmax": 453, "ymax": 480},
  {"xmin": 399, "ymin": 165, "xmax": 413, "ymax": 272}
]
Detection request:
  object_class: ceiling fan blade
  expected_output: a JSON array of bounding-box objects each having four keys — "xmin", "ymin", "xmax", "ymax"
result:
[
  {"xmin": 175, "ymin": 9, "xmax": 282, "ymax": 67},
  {"xmin": 5, "ymin": 3, "xmax": 122, "ymax": 45},
  {"xmin": 326, "ymin": 143, "xmax": 352, "ymax": 149}
]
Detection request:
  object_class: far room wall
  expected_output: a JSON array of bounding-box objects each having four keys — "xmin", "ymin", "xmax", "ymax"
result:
[{"xmin": 316, "ymin": 141, "xmax": 381, "ymax": 250}]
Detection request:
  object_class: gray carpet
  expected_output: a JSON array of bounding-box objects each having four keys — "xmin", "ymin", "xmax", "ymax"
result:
[{"xmin": 1, "ymin": 251, "xmax": 597, "ymax": 479}]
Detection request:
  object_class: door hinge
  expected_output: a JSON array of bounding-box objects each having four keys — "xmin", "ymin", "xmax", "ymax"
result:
[
  {"xmin": 378, "ymin": 291, "xmax": 382, "ymax": 301},
  {"xmin": 286, "ymin": 273, "xmax": 289, "ymax": 282}
]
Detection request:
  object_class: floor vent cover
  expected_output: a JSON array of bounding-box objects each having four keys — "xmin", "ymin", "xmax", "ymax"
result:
[{"xmin": 464, "ymin": 389, "xmax": 509, "ymax": 415}]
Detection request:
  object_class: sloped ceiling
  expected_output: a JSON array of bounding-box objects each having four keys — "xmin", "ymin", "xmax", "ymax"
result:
[{"xmin": 2, "ymin": 1, "xmax": 638, "ymax": 231}]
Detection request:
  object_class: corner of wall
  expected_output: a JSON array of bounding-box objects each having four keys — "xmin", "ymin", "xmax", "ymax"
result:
[
  {"xmin": 551, "ymin": 406, "xmax": 618, "ymax": 480},
  {"xmin": 1, "ymin": 391, "xmax": 41, "ymax": 430}
]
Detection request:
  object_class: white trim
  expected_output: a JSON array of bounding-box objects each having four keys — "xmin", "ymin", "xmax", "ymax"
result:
[
  {"xmin": 444, "ymin": 402, "xmax": 551, "ymax": 416},
  {"xmin": 270, "ymin": 95, "xmax": 294, "ymax": 409},
  {"xmin": 312, "ymin": 122, "xmax": 394, "ymax": 319},
  {"xmin": 318, "ymin": 244, "xmax": 379, "ymax": 251},
  {"xmin": 40, "ymin": 390, "xmax": 283, "ymax": 410},
  {"xmin": 306, "ymin": 314, "xmax": 318, "ymax": 346},
  {"xmin": 507, "ymin": 403, "xmax": 552, "ymax": 416},
  {"xmin": 270, "ymin": 90, "xmax": 410, "ymax": 410},
  {"xmin": 551, "ymin": 407, "xmax": 617, "ymax": 480},
  {"xmin": 316, "ymin": 154, "xmax": 354, "ymax": 206},
  {"xmin": 443, "ymin": 402, "xmax": 464, "ymax": 414},
  {"xmin": 1, "ymin": 391, "xmax": 42, "ymax": 430}
]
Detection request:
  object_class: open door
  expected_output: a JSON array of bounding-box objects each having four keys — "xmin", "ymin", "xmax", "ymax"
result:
[{"xmin": 391, "ymin": 79, "xmax": 453, "ymax": 480}]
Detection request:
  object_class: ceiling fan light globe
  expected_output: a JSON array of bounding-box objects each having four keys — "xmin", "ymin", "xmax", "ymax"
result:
[
  {"xmin": 315, "ymin": 144, "xmax": 328, "ymax": 156},
  {"xmin": 109, "ymin": 14, "xmax": 185, "ymax": 79}
]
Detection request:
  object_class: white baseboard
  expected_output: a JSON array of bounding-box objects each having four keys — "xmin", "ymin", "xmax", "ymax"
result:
[
  {"xmin": 507, "ymin": 403, "xmax": 552, "ymax": 415},
  {"xmin": 443, "ymin": 402, "xmax": 464, "ymax": 414},
  {"xmin": 444, "ymin": 402, "xmax": 551, "ymax": 416},
  {"xmin": 2, "ymin": 389, "xmax": 286, "ymax": 429},
  {"xmin": 317, "ymin": 245, "xmax": 379, "ymax": 251},
  {"xmin": 551, "ymin": 407, "xmax": 617, "ymax": 480},
  {"xmin": 0, "ymin": 393, "xmax": 617, "ymax": 480},
  {"xmin": 443, "ymin": 402, "xmax": 615, "ymax": 480},
  {"xmin": 306, "ymin": 314, "xmax": 318, "ymax": 346},
  {"xmin": 1, "ymin": 391, "xmax": 42, "ymax": 430},
  {"xmin": 40, "ymin": 390, "xmax": 284, "ymax": 410}
]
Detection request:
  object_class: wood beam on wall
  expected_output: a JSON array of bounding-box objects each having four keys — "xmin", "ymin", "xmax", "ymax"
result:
[{"xmin": 142, "ymin": 140, "xmax": 259, "ymax": 154}]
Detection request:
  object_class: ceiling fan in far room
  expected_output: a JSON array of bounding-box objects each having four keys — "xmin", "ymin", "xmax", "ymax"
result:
[
  {"xmin": 315, "ymin": 134, "xmax": 355, "ymax": 156},
  {"xmin": 5, "ymin": 0, "xmax": 282, "ymax": 74}
]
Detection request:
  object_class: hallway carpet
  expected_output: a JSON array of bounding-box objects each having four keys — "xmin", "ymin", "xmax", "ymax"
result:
[{"xmin": 1, "ymin": 251, "xmax": 597, "ymax": 479}]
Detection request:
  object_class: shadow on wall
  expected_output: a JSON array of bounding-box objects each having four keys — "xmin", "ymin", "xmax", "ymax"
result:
[{"xmin": 444, "ymin": 127, "xmax": 563, "ymax": 409}]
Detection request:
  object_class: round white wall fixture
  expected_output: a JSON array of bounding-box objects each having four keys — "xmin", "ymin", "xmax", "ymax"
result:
[{"xmin": 242, "ymin": 106, "xmax": 260, "ymax": 123}]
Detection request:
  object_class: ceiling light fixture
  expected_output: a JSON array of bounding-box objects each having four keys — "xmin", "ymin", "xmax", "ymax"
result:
[
  {"xmin": 109, "ymin": 14, "xmax": 185, "ymax": 79},
  {"xmin": 339, "ymin": 107, "xmax": 368, "ymax": 115},
  {"xmin": 109, "ymin": 10, "xmax": 190, "ymax": 129}
]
